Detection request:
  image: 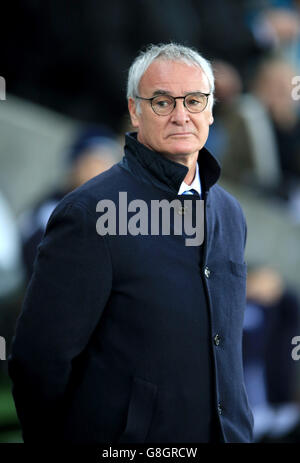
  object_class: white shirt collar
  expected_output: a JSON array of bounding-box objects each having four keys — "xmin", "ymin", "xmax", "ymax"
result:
[{"xmin": 178, "ymin": 162, "xmax": 201, "ymax": 196}]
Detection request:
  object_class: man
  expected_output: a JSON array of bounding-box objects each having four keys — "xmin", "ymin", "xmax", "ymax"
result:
[{"xmin": 9, "ymin": 43, "xmax": 254, "ymax": 443}]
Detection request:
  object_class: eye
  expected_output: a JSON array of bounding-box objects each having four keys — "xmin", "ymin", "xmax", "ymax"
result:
[
  {"xmin": 185, "ymin": 93, "xmax": 208, "ymax": 111},
  {"xmin": 186, "ymin": 95, "xmax": 204, "ymax": 105},
  {"xmin": 153, "ymin": 96, "xmax": 173, "ymax": 107},
  {"xmin": 189, "ymin": 99, "xmax": 201, "ymax": 105}
]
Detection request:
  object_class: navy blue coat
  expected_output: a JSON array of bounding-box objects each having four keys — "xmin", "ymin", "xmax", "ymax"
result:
[{"xmin": 8, "ymin": 132, "xmax": 254, "ymax": 443}]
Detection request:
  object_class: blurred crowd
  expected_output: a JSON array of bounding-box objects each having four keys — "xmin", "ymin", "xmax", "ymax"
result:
[{"xmin": 1, "ymin": 0, "xmax": 300, "ymax": 442}]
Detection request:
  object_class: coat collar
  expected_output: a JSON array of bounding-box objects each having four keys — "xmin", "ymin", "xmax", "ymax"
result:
[{"xmin": 123, "ymin": 132, "xmax": 221, "ymax": 195}]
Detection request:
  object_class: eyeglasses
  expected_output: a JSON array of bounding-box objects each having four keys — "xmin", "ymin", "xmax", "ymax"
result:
[{"xmin": 135, "ymin": 92, "xmax": 210, "ymax": 116}]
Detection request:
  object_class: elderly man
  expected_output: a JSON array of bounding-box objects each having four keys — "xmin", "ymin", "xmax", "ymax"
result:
[{"xmin": 9, "ymin": 43, "xmax": 253, "ymax": 443}]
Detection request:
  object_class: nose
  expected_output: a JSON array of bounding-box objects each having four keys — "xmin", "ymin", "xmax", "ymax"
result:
[{"xmin": 170, "ymin": 98, "xmax": 190, "ymax": 124}]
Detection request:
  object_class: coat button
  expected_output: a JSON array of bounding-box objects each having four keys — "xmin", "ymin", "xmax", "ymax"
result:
[
  {"xmin": 214, "ymin": 334, "xmax": 220, "ymax": 346},
  {"xmin": 178, "ymin": 206, "xmax": 187, "ymax": 215},
  {"xmin": 204, "ymin": 266, "xmax": 210, "ymax": 278},
  {"xmin": 218, "ymin": 402, "xmax": 222, "ymax": 415}
]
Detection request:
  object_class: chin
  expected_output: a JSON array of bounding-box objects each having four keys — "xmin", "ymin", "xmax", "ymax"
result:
[{"xmin": 167, "ymin": 141, "xmax": 200, "ymax": 156}]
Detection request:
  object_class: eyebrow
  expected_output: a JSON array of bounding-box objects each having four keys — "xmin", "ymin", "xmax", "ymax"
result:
[
  {"xmin": 151, "ymin": 89, "xmax": 207, "ymax": 97},
  {"xmin": 152, "ymin": 89, "xmax": 170, "ymax": 96}
]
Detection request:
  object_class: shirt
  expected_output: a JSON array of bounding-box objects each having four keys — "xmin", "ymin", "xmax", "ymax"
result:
[{"xmin": 178, "ymin": 161, "xmax": 201, "ymax": 197}]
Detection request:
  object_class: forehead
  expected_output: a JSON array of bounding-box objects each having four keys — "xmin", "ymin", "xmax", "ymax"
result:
[{"xmin": 139, "ymin": 59, "xmax": 210, "ymax": 95}]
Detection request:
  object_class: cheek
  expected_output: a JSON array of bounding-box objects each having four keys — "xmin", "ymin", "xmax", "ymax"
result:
[
  {"xmin": 143, "ymin": 117, "xmax": 165, "ymax": 138},
  {"xmin": 137, "ymin": 114, "xmax": 162, "ymax": 147},
  {"xmin": 196, "ymin": 114, "xmax": 213, "ymax": 131}
]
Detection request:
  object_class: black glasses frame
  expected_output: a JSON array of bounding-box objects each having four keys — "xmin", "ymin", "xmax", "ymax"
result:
[{"xmin": 135, "ymin": 92, "xmax": 211, "ymax": 115}]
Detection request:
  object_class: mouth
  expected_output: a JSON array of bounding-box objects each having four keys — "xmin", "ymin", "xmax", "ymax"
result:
[{"xmin": 169, "ymin": 132, "xmax": 194, "ymax": 137}]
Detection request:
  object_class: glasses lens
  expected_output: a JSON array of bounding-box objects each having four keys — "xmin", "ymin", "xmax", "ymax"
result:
[
  {"xmin": 152, "ymin": 95, "xmax": 174, "ymax": 115},
  {"xmin": 185, "ymin": 93, "xmax": 208, "ymax": 112}
]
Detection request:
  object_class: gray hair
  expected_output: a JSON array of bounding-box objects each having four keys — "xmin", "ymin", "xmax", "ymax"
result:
[{"xmin": 127, "ymin": 43, "xmax": 215, "ymax": 111}]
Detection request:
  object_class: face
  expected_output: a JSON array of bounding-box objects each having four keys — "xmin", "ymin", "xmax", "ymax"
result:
[{"xmin": 128, "ymin": 59, "xmax": 214, "ymax": 160}]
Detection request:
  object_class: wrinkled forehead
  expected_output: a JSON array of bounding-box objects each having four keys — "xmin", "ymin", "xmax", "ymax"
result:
[{"xmin": 139, "ymin": 59, "xmax": 210, "ymax": 95}]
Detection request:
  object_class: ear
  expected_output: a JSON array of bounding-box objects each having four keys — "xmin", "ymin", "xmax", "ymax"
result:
[
  {"xmin": 128, "ymin": 98, "xmax": 140, "ymax": 128},
  {"xmin": 207, "ymin": 96, "xmax": 214, "ymax": 125}
]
